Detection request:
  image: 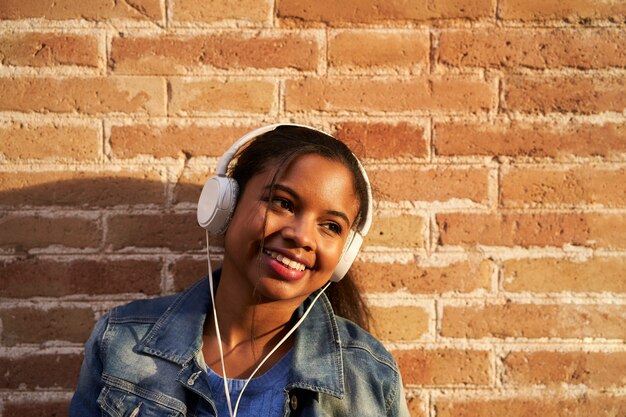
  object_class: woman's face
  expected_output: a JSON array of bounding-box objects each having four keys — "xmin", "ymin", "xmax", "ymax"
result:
[{"xmin": 222, "ymin": 153, "xmax": 360, "ymax": 306}]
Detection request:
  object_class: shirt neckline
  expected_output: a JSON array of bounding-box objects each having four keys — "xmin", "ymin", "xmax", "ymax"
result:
[{"xmin": 204, "ymin": 348, "xmax": 294, "ymax": 393}]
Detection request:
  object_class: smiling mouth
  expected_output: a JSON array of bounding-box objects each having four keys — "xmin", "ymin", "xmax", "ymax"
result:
[{"xmin": 264, "ymin": 249, "xmax": 308, "ymax": 271}]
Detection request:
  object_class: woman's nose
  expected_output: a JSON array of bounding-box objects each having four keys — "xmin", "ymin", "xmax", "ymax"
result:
[{"xmin": 281, "ymin": 216, "xmax": 316, "ymax": 251}]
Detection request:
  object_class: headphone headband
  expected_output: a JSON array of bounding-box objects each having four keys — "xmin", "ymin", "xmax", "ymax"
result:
[{"xmin": 216, "ymin": 124, "xmax": 286, "ymax": 176}]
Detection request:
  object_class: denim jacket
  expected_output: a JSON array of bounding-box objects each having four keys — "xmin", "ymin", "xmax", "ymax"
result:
[{"xmin": 70, "ymin": 275, "xmax": 410, "ymax": 416}]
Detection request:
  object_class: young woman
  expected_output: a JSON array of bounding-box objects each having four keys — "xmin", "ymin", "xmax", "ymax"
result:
[{"xmin": 70, "ymin": 124, "xmax": 410, "ymax": 417}]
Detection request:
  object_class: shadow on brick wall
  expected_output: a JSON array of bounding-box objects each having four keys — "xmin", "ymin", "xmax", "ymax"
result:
[{"xmin": 0, "ymin": 177, "xmax": 224, "ymax": 416}]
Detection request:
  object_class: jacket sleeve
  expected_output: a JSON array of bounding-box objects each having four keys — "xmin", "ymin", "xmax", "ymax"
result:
[
  {"xmin": 69, "ymin": 313, "xmax": 109, "ymax": 416},
  {"xmin": 387, "ymin": 370, "xmax": 411, "ymax": 417}
]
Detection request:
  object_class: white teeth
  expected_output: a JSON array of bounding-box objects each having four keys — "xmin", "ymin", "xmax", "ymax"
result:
[{"xmin": 266, "ymin": 250, "xmax": 306, "ymax": 271}]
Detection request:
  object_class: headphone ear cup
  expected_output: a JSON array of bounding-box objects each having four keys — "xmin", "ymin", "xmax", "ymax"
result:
[
  {"xmin": 197, "ymin": 176, "xmax": 239, "ymax": 234},
  {"xmin": 330, "ymin": 231, "xmax": 363, "ymax": 282}
]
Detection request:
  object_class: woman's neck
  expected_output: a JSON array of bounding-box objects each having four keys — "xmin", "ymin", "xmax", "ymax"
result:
[
  {"xmin": 202, "ymin": 266, "xmax": 301, "ymax": 378},
  {"xmin": 213, "ymin": 267, "xmax": 300, "ymax": 341}
]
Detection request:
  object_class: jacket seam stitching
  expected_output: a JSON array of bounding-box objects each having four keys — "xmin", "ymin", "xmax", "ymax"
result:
[{"xmin": 341, "ymin": 343, "xmax": 399, "ymax": 373}]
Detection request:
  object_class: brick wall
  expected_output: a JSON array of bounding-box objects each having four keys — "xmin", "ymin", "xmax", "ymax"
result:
[{"xmin": 1, "ymin": 1, "xmax": 625, "ymax": 416}]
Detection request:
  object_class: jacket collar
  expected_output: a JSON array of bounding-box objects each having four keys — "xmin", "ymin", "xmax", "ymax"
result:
[{"xmin": 135, "ymin": 272, "xmax": 345, "ymax": 398}]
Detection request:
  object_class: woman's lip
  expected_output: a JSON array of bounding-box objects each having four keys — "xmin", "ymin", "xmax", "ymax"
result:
[
  {"xmin": 263, "ymin": 251, "xmax": 307, "ymax": 281},
  {"xmin": 263, "ymin": 247, "xmax": 313, "ymax": 270}
]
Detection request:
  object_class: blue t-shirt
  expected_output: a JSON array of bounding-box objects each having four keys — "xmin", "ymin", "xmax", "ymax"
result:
[{"xmin": 205, "ymin": 349, "xmax": 293, "ymax": 417}]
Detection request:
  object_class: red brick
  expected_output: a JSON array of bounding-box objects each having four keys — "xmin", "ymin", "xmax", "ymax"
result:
[
  {"xmin": 0, "ymin": 353, "xmax": 81, "ymax": 388},
  {"xmin": 172, "ymin": 0, "xmax": 269, "ymax": 22},
  {"xmin": 434, "ymin": 121, "xmax": 626, "ymax": 159},
  {"xmin": 0, "ymin": 77, "xmax": 165, "ymax": 115},
  {"xmin": 437, "ymin": 213, "xmax": 626, "ymax": 249},
  {"xmin": 170, "ymin": 79, "xmax": 274, "ymax": 115},
  {"xmin": 106, "ymin": 213, "xmax": 204, "ymax": 251},
  {"xmin": 175, "ymin": 171, "xmax": 210, "ymax": 205},
  {"xmin": 499, "ymin": 0, "xmax": 626, "ymax": 21},
  {"xmin": 3, "ymin": 399, "xmax": 70, "ymax": 417},
  {"xmin": 0, "ymin": 215, "xmax": 101, "ymax": 251},
  {"xmin": 173, "ymin": 169, "xmax": 212, "ymax": 204},
  {"xmin": 370, "ymin": 306, "xmax": 429, "ymax": 340},
  {"xmin": 438, "ymin": 28, "xmax": 626, "ymax": 69},
  {"xmin": 0, "ymin": 0, "xmax": 163, "ymax": 20},
  {"xmin": 111, "ymin": 33, "xmax": 319, "ymax": 75},
  {"xmin": 503, "ymin": 351, "xmax": 626, "ymax": 388},
  {"xmin": 504, "ymin": 75, "xmax": 626, "ymax": 114},
  {"xmin": 436, "ymin": 396, "xmax": 626, "ymax": 417},
  {"xmin": 1, "ymin": 307, "xmax": 94, "ymax": 345},
  {"xmin": 286, "ymin": 77, "xmax": 495, "ymax": 113},
  {"xmin": 0, "ymin": 170, "xmax": 165, "ymax": 207},
  {"xmin": 370, "ymin": 168, "xmax": 489, "ymax": 203},
  {"xmin": 367, "ymin": 215, "xmax": 425, "ymax": 248},
  {"xmin": 393, "ymin": 349, "xmax": 490, "ymax": 385},
  {"xmin": 171, "ymin": 258, "xmax": 220, "ymax": 292},
  {"xmin": 0, "ymin": 122, "xmax": 100, "ymax": 160},
  {"xmin": 585, "ymin": 214, "xmax": 626, "ymax": 249},
  {"xmin": 0, "ymin": 258, "xmax": 162, "ymax": 297},
  {"xmin": 0, "ymin": 32, "xmax": 99, "ymax": 67},
  {"xmin": 278, "ymin": 0, "xmax": 495, "ymax": 25},
  {"xmin": 437, "ymin": 213, "xmax": 590, "ymax": 248},
  {"xmin": 351, "ymin": 260, "xmax": 492, "ymax": 294},
  {"xmin": 407, "ymin": 396, "xmax": 427, "ymax": 417},
  {"xmin": 110, "ymin": 123, "xmax": 252, "ymax": 159},
  {"xmin": 334, "ymin": 121, "xmax": 428, "ymax": 159},
  {"xmin": 503, "ymin": 257, "xmax": 626, "ymax": 293},
  {"xmin": 329, "ymin": 30, "xmax": 429, "ymax": 70},
  {"xmin": 501, "ymin": 167, "xmax": 626, "ymax": 208},
  {"xmin": 442, "ymin": 303, "xmax": 626, "ymax": 339}
]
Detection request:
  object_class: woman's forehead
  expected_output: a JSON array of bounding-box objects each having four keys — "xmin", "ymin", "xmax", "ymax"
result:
[
  {"xmin": 254, "ymin": 154, "xmax": 360, "ymax": 218},
  {"xmin": 268, "ymin": 154, "xmax": 356, "ymax": 188}
]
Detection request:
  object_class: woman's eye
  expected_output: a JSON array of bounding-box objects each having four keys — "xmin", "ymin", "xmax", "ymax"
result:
[
  {"xmin": 324, "ymin": 222, "xmax": 342, "ymax": 235},
  {"xmin": 271, "ymin": 197, "xmax": 293, "ymax": 211}
]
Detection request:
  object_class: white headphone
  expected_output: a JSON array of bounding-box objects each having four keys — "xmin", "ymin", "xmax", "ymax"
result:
[{"xmin": 197, "ymin": 123, "xmax": 372, "ymax": 282}]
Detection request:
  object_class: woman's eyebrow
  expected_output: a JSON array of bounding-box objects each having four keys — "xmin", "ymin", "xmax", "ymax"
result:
[
  {"xmin": 265, "ymin": 184, "xmax": 299, "ymax": 200},
  {"xmin": 267, "ymin": 184, "xmax": 351, "ymax": 226},
  {"xmin": 326, "ymin": 210, "xmax": 351, "ymax": 227}
]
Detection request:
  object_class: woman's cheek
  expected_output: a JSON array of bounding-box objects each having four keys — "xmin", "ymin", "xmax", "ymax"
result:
[
  {"xmin": 324, "ymin": 237, "xmax": 346, "ymax": 265},
  {"xmin": 239, "ymin": 203, "xmax": 268, "ymax": 235}
]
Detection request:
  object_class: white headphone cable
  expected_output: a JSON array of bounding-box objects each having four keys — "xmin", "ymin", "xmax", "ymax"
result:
[
  {"xmin": 232, "ymin": 280, "xmax": 330, "ymax": 416},
  {"xmin": 205, "ymin": 230, "xmax": 331, "ymax": 417},
  {"xmin": 206, "ymin": 230, "xmax": 234, "ymax": 417}
]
